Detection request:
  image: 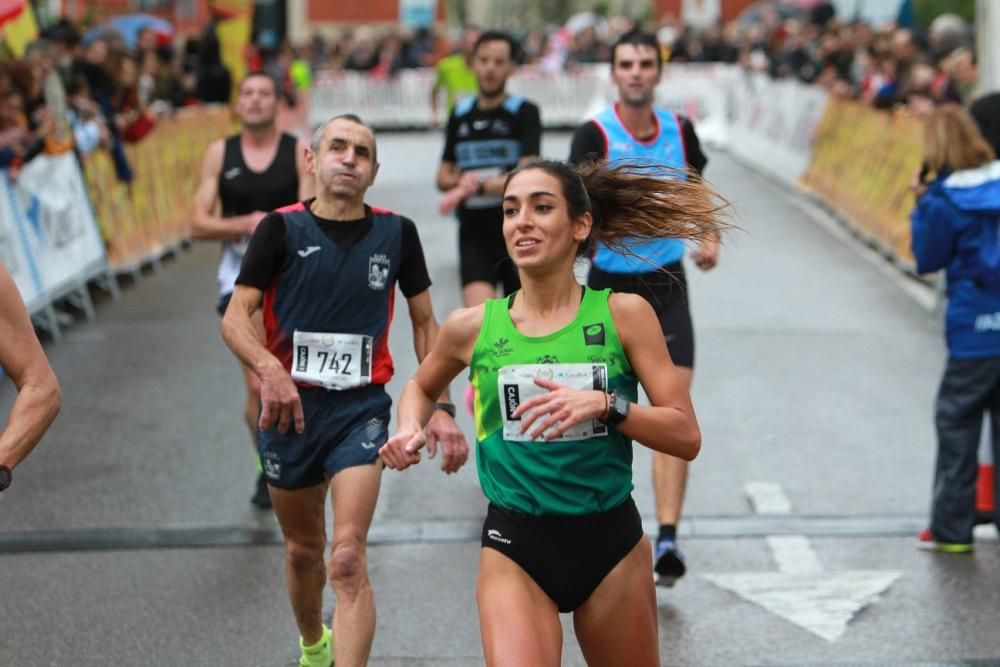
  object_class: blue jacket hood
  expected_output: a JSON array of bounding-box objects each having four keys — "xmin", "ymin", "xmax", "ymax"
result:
[{"xmin": 941, "ymin": 161, "xmax": 1000, "ymax": 214}]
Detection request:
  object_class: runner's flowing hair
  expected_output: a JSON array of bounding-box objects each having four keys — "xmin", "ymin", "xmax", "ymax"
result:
[{"xmin": 505, "ymin": 159, "xmax": 728, "ymax": 262}]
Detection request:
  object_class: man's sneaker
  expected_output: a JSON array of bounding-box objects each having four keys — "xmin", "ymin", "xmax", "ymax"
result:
[
  {"xmin": 916, "ymin": 528, "xmax": 973, "ymax": 553},
  {"xmin": 654, "ymin": 536, "xmax": 687, "ymax": 587},
  {"xmin": 250, "ymin": 472, "xmax": 272, "ymax": 510},
  {"xmin": 299, "ymin": 624, "xmax": 333, "ymax": 667}
]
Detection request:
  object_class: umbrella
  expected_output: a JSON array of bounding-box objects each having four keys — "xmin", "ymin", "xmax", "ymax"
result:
[{"xmin": 85, "ymin": 13, "xmax": 173, "ymax": 49}]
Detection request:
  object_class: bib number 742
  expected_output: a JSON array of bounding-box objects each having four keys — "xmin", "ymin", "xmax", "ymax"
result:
[{"xmin": 292, "ymin": 330, "xmax": 373, "ymax": 390}]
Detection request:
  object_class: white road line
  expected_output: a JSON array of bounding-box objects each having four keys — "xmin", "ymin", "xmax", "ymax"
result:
[
  {"xmin": 767, "ymin": 535, "xmax": 824, "ymax": 575},
  {"xmin": 745, "ymin": 481, "xmax": 793, "ymax": 515}
]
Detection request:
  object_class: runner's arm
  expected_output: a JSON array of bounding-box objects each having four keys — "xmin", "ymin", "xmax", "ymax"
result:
[
  {"xmin": 190, "ymin": 139, "xmax": 266, "ymax": 241},
  {"xmin": 295, "ymin": 138, "xmax": 315, "ymax": 200},
  {"xmin": 380, "ymin": 306, "xmax": 481, "ymax": 471},
  {"xmin": 221, "ymin": 285, "xmax": 303, "ymax": 434},
  {"xmin": 0, "ymin": 265, "xmax": 61, "ymax": 472},
  {"xmin": 609, "ymin": 292, "xmax": 701, "ymax": 460}
]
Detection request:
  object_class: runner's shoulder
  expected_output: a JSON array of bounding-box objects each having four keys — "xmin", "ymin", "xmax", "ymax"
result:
[
  {"xmin": 440, "ymin": 304, "xmax": 486, "ymax": 347},
  {"xmin": 202, "ymin": 138, "xmax": 226, "ymax": 171},
  {"xmin": 607, "ymin": 291, "xmax": 656, "ymax": 331}
]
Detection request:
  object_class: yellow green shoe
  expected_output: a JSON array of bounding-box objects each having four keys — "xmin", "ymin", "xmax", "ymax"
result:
[{"xmin": 299, "ymin": 624, "xmax": 333, "ymax": 667}]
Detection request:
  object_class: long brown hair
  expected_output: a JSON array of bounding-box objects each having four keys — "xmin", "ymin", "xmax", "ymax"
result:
[
  {"xmin": 922, "ymin": 103, "xmax": 995, "ymax": 174},
  {"xmin": 505, "ymin": 159, "xmax": 728, "ymax": 264}
]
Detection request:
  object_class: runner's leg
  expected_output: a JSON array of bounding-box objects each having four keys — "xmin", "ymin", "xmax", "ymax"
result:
[
  {"xmin": 328, "ymin": 462, "xmax": 383, "ymax": 667},
  {"xmin": 572, "ymin": 536, "xmax": 659, "ymax": 667},
  {"xmin": 269, "ymin": 482, "xmax": 329, "ymax": 645},
  {"xmin": 477, "ymin": 547, "xmax": 563, "ymax": 667}
]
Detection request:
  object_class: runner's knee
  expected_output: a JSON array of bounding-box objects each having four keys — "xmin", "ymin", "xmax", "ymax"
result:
[
  {"xmin": 327, "ymin": 541, "xmax": 367, "ymax": 591},
  {"xmin": 285, "ymin": 539, "xmax": 324, "ymax": 574}
]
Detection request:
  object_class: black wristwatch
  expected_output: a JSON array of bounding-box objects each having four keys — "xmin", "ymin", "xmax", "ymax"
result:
[
  {"xmin": 434, "ymin": 402, "xmax": 457, "ymax": 418},
  {"xmin": 606, "ymin": 391, "xmax": 630, "ymax": 426},
  {"xmin": 0, "ymin": 464, "xmax": 11, "ymax": 492}
]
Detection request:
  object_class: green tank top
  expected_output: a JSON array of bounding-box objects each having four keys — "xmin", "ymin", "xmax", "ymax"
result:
[{"xmin": 469, "ymin": 287, "xmax": 638, "ymax": 516}]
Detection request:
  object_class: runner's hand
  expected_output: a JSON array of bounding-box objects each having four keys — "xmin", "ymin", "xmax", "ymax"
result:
[
  {"xmin": 425, "ymin": 411, "xmax": 469, "ymax": 474},
  {"xmin": 512, "ymin": 379, "xmax": 607, "ymax": 441},
  {"xmin": 379, "ymin": 428, "xmax": 426, "ymax": 471},
  {"xmin": 690, "ymin": 238, "xmax": 719, "ymax": 271},
  {"xmin": 257, "ymin": 365, "xmax": 304, "ymax": 434},
  {"xmin": 438, "ymin": 173, "xmax": 480, "ymax": 216}
]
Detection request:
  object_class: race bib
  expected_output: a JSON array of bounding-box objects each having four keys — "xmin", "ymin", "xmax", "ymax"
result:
[
  {"xmin": 292, "ymin": 330, "xmax": 372, "ymax": 390},
  {"xmin": 498, "ymin": 363, "xmax": 609, "ymax": 442}
]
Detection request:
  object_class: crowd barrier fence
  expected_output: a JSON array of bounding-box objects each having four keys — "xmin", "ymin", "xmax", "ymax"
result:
[
  {"xmin": 0, "ymin": 69, "xmax": 928, "ymax": 343},
  {"xmin": 81, "ymin": 106, "xmax": 233, "ymax": 272},
  {"xmin": 310, "ymin": 65, "xmax": 918, "ymax": 270},
  {"xmin": 0, "ymin": 105, "xmax": 233, "ymax": 340}
]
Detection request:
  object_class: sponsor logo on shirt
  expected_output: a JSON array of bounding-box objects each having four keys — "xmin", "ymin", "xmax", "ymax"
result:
[
  {"xmin": 297, "ymin": 246, "xmax": 321, "ymax": 258},
  {"xmin": 502, "ymin": 383, "xmax": 520, "ymax": 421},
  {"xmin": 472, "ymin": 119, "xmax": 491, "ymax": 131},
  {"xmin": 491, "ymin": 337, "xmax": 512, "ymax": 358},
  {"xmin": 263, "ymin": 456, "xmax": 281, "ymax": 481},
  {"xmin": 583, "ymin": 322, "xmax": 605, "ymax": 346},
  {"xmin": 224, "ymin": 167, "xmax": 242, "ymax": 180},
  {"xmin": 368, "ymin": 253, "xmax": 390, "ymax": 290}
]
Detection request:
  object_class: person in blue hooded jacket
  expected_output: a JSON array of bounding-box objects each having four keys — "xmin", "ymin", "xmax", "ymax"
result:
[{"xmin": 910, "ymin": 103, "xmax": 1000, "ymax": 552}]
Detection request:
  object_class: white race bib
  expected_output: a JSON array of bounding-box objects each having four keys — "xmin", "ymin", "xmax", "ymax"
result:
[
  {"xmin": 292, "ymin": 330, "xmax": 373, "ymax": 390},
  {"xmin": 498, "ymin": 363, "xmax": 609, "ymax": 442}
]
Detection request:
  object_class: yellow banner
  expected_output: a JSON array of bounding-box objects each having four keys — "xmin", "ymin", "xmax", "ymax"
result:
[
  {"xmin": 801, "ymin": 98, "xmax": 923, "ymax": 265},
  {"xmin": 3, "ymin": 2, "xmax": 38, "ymax": 58},
  {"xmin": 82, "ymin": 106, "xmax": 233, "ymax": 269}
]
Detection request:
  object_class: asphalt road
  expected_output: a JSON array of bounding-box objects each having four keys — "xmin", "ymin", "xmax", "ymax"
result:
[{"xmin": 0, "ymin": 132, "xmax": 997, "ymax": 666}]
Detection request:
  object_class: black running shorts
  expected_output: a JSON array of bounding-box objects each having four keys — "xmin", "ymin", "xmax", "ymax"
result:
[
  {"xmin": 588, "ymin": 261, "xmax": 695, "ymax": 369},
  {"xmin": 481, "ymin": 497, "xmax": 644, "ymax": 613},
  {"xmin": 458, "ymin": 208, "xmax": 520, "ymax": 295}
]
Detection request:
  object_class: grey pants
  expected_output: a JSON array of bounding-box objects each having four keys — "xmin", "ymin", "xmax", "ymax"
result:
[{"xmin": 930, "ymin": 356, "xmax": 1000, "ymax": 544}]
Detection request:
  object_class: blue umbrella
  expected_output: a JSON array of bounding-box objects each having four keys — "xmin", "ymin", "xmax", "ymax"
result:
[{"xmin": 84, "ymin": 13, "xmax": 174, "ymax": 49}]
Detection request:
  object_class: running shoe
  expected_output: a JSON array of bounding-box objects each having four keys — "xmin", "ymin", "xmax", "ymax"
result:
[
  {"xmin": 464, "ymin": 384, "xmax": 475, "ymax": 416},
  {"xmin": 916, "ymin": 528, "xmax": 973, "ymax": 553},
  {"xmin": 250, "ymin": 472, "xmax": 272, "ymax": 510},
  {"xmin": 299, "ymin": 624, "xmax": 333, "ymax": 667},
  {"xmin": 654, "ymin": 536, "xmax": 687, "ymax": 587}
]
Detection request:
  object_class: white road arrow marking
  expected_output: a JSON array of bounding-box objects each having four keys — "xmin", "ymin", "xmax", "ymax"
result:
[{"xmin": 701, "ymin": 482, "xmax": 901, "ymax": 642}]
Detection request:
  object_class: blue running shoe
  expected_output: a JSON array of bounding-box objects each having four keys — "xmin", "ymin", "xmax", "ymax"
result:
[{"xmin": 654, "ymin": 536, "xmax": 687, "ymax": 587}]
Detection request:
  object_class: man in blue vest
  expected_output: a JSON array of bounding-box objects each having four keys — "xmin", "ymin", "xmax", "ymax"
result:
[
  {"xmin": 569, "ymin": 30, "xmax": 718, "ymax": 588},
  {"xmin": 222, "ymin": 114, "xmax": 468, "ymax": 667}
]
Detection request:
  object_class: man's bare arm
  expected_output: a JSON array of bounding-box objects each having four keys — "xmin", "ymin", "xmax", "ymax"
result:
[{"xmin": 0, "ymin": 265, "xmax": 60, "ymax": 471}]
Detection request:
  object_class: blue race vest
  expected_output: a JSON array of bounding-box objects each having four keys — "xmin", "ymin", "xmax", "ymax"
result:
[{"xmin": 591, "ymin": 106, "xmax": 687, "ymax": 273}]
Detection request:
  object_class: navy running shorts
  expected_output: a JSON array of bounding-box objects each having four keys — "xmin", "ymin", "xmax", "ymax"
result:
[
  {"xmin": 588, "ymin": 260, "xmax": 695, "ymax": 369},
  {"xmin": 258, "ymin": 384, "xmax": 392, "ymax": 490}
]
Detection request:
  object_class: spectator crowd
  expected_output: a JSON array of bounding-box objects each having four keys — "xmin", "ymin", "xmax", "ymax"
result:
[
  {"xmin": 0, "ymin": 2, "xmax": 982, "ymax": 184},
  {"xmin": 299, "ymin": 1, "xmax": 978, "ymax": 113}
]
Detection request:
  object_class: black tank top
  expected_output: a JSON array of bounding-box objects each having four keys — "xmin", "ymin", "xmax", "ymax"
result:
[{"xmin": 218, "ymin": 132, "xmax": 300, "ymax": 217}]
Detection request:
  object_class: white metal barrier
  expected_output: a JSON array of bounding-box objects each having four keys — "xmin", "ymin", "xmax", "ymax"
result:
[
  {"xmin": 0, "ymin": 153, "xmax": 111, "ymax": 339},
  {"xmin": 310, "ymin": 63, "xmax": 739, "ymax": 148}
]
